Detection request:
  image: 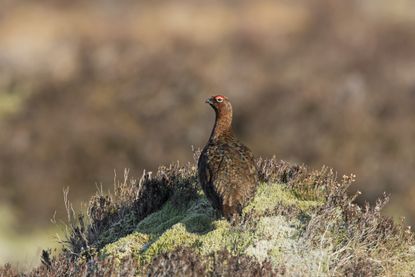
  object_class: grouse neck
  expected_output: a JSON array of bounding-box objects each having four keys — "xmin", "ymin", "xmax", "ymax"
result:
[{"xmin": 210, "ymin": 109, "xmax": 233, "ymax": 140}]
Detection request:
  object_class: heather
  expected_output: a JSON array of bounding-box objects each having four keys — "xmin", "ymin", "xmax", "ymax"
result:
[{"xmin": 1, "ymin": 155, "xmax": 413, "ymax": 276}]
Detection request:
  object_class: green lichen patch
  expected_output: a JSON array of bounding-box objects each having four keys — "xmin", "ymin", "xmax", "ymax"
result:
[
  {"xmin": 140, "ymin": 223, "xmax": 198, "ymax": 263},
  {"xmin": 195, "ymin": 220, "xmax": 230, "ymax": 255},
  {"xmin": 244, "ymin": 183, "xmax": 323, "ymax": 216},
  {"xmin": 101, "ymin": 232, "xmax": 150, "ymax": 265}
]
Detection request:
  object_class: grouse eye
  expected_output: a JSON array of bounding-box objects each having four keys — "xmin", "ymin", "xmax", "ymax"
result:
[{"xmin": 216, "ymin": 97, "xmax": 224, "ymax": 103}]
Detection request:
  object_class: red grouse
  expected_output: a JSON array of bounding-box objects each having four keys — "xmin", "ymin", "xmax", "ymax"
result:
[{"xmin": 198, "ymin": 95, "xmax": 258, "ymax": 219}]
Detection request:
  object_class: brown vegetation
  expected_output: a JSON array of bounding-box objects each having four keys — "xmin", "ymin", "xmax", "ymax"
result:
[{"xmin": 1, "ymin": 1, "xmax": 415, "ymax": 232}]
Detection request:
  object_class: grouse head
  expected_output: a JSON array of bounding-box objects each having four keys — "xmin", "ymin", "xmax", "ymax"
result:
[
  {"xmin": 206, "ymin": 95, "xmax": 232, "ymax": 113},
  {"xmin": 206, "ymin": 95, "xmax": 233, "ymax": 139}
]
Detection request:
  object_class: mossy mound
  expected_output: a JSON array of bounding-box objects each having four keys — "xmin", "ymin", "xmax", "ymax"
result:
[
  {"xmin": 2, "ymin": 159, "xmax": 414, "ymax": 276},
  {"xmin": 101, "ymin": 184, "xmax": 306, "ymax": 266},
  {"xmin": 96, "ymin": 180, "xmax": 415, "ymax": 276}
]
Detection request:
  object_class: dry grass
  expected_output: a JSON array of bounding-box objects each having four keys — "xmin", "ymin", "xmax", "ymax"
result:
[{"xmin": 1, "ymin": 152, "xmax": 413, "ymax": 276}]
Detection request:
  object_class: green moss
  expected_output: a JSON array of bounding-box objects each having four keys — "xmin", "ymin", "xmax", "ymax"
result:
[
  {"xmin": 102, "ymin": 196, "xmax": 218, "ymax": 264},
  {"xmin": 196, "ymin": 220, "xmax": 230, "ymax": 255},
  {"xmin": 101, "ymin": 232, "xmax": 150, "ymax": 264},
  {"xmin": 244, "ymin": 183, "xmax": 323, "ymax": 216},
  {"xmin": 136, "ymin": 197, "xmax": 215, "ymax": 235},
  {"xmin": 136, "ymin": 201, "xmax": 186, "ymax": 235},
  {"xmin": 141, "ymin": 223, "xmax": 198, "ymax": 263},
  {"xmin": 101, "ymin": 191, "xmax": 263, "ymax": 266},
  {"xmin": 97, "ymin": 181, "xmax": 415, "ymax": 276},
  {"xmin": 101, "ymin": 183, "xmax": 322, "ymax": 267}
]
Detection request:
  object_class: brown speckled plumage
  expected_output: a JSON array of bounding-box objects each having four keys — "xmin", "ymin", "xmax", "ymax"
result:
[{"xmin": 198, "ymin": 95, "xmax": 258, "ymax": 219}]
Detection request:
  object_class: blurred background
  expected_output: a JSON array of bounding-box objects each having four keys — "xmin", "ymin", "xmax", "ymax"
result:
[{"xmin": 1, "ymin": 0, "xmax": 415, "ymax": 268}]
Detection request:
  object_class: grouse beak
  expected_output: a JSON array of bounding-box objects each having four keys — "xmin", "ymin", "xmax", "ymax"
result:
[{"xmin": 205, "ymin": 98, "xmax": 213, "ymax": 105}]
